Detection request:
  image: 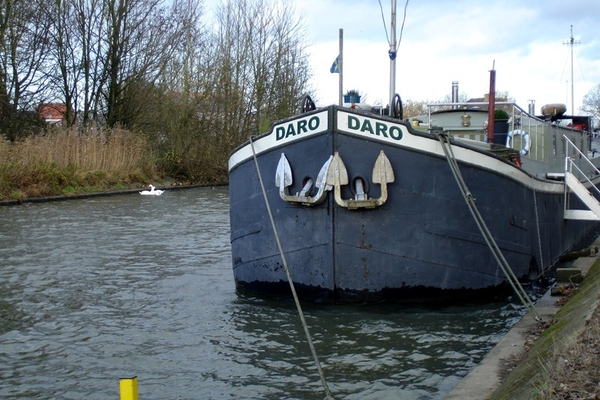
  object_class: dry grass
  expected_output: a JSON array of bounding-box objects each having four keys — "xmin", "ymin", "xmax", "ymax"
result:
[
  {"xmin": 0, "ymin": 128, "xmax": 156, "ymax": 201},
  {"xmin": 493, "ymin": 260, "xmax": 600, "ymax": 400},
  {"xmin": 535, "ymin": 306, "xmax": 600, "ymax": 399},
  {"xmin": 0, "ymin": 128, "xmax": 150, "ymax": 171}
]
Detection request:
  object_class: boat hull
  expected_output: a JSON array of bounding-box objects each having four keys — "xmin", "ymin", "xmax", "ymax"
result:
[{"xmin": 229, "ymin": 106, "xmax": 599, "ymax": 303}]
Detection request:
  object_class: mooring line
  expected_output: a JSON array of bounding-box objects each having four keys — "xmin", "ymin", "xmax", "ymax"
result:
[
  {"xmin": 533, "ymin": 189, "xmax": 545, "ymax": 277},
  {"xmin": 435, "ymin": 131, "xmax": 540, "ymax": 321},
  {"xmin": 249, "ymin": 136, "xmax": 334, "ymax": 399}
]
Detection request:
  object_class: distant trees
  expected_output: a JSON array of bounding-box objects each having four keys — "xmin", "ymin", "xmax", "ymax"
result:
[
  {"xmin": 0, "ymin": 0, "xmax": 51, "ymax": 140},
  {"xmin": 402, "ymin": 99, "xmax": 428, "ymax": 119},
  {"xmin": 143, "ymin": 0, "xmax": 312, "ymax": 180},
  {"xmin": 582, "ymin": 84, "xmax": 600, "ymax": 127},
  {"xmin": 0, "ymin": 0, "xmax": 187, "ymax": 134},
  {"xmin": 42, "ymin": 0, "xmax": 200, "ymax": 130},
  {"xmin": 211, "ymin": 0, "xmax": 310, "ymax": 142},
  {"xmin": 0, "ymin": 0, "xmax": 312, "ymax": 181}
]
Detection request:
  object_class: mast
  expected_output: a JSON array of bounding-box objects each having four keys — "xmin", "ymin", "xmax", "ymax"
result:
[
  {"xmin": 388, "ymin": 0, "xmax": 397, "ymax": 116},
  {"xmin": 563, "ymin": 25, "xmax": 579, "ymax": 115},
  {"xmin": 339, "ymin": 28, "xmax": 344, "ymax": 106},
  {"xmin": 569, "ymin": 26, "xmax": 574, "ymax": 114},
  {"xmin": 487, "ymin": 62, "xmax": 496, "ymax": 144}
]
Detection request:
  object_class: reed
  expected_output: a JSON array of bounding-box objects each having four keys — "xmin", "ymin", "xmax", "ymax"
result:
[
  {"xmin": 3, "ymin": 128, "xmax": 150, "ymax": 171},
  {"xmin": 0, "ymin": 128, "xmax": 156, "ymax": 201}
]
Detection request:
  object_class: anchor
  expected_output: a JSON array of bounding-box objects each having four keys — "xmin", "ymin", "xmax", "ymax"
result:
[
  {"xmin": 325, "ymin": 150, "xmax": 395, "ymax": 209},
  {"xmin": 275, "ymin": 153, "xmax": 333, "ymax": 206}
]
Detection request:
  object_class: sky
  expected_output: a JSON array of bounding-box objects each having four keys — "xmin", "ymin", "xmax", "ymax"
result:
[
  {"xmin": 287, "ymin": 0, "xmax": 600, "ymax": 115},
  {"xmin": 205, "ymin": 0, "xmax": 600, "ymax": 114}
]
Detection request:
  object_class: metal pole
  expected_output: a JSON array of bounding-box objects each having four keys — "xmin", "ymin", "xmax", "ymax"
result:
[
  {"xmin": 487, "ymin": 64, "xmax": 496, "ymax": 144},
  {"xmin": 570, "ymin": 25, "xmax": 574, "ymax": 115},
  {"xmin": 339, "ymin": 29, "xmax": 343, "ymax": 106},
  {"xmin": 120, "ymin": 377, "xmax": 138, "ymax": 400},
  {"xmin": 563, "ymin": 25, "xmax": 580, "ymax": 115},
  {"xmin": 388, "ymin": 0, "xmax": 397, "ymax": 116}
]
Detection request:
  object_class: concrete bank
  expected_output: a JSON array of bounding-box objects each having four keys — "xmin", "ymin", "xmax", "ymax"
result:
[{"xmin": 446, "ymin": 237, "xmax": 600, "ymax": 399}]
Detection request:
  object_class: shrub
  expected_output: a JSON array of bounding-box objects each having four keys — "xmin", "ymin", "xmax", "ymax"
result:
[{"xmin": 494, "ymin": 109, "xmax": 509, "ymax": 122}]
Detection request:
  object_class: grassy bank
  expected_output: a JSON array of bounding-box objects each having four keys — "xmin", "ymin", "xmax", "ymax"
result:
[
  {"xmin": 491, "ymin": 259, "xmax": 600, "ymax": 399},
  {"xmin": 0, "ymin": 128, "xmax": 228, "ymax": 202},
  {"xmin": 0, "ymin": 129, "xmax": 154, "ymax": 201}
]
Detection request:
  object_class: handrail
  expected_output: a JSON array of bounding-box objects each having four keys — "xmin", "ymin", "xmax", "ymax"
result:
[
  {"xmin": 565, "ymin": 158, "xmax": 600, "ymax": 199},
  {"xmin": 563, "ymin": 134, "xmax": 600, "ymax": 178},
  {"xmin": 563, "ymin": 134, "xmax": 600, "ymax": 220},
  {"xmin": 425, "ymin": 102, "xmax": 546, "ymax": 155}
]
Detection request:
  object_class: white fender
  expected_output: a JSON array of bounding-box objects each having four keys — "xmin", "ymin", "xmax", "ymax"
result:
[{"xmin": 506, "ymin": 129, "xmax": 531, "ymax": 155}]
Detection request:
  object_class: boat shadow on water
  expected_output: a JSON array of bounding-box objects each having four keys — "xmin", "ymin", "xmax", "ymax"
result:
[{"xmin": 227, "ymin": 290, "xmax": 538, "ymax": 399}]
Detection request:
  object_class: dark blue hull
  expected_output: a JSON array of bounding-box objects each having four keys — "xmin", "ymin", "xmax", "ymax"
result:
[{"xmin": 228, "ymin": 106, "xmax": 599, "ymax": 303}]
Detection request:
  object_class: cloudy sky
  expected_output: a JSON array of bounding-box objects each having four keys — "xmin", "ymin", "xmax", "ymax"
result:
[{"xmin": 290, "ymin": 0, "xmax": 600, "ymax": 115}]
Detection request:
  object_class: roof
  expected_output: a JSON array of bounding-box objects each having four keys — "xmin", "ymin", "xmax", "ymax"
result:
[{"xmin": 39, "ymin": 103, "xmax": 66, "ymax": 122}]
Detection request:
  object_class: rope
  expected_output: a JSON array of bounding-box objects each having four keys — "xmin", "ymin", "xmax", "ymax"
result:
[
  {"xmin": 435, "ymin": 131, "xmax": 540, "ymax": 320},
  {"xmin": 378, "ymin": 0, "xmax": 409, "ymax": 52},
  {"xmin": 533, "ymin": 190, "xmax": 545, "ymax": 277},
  {"xmin": 249, "ymin": 136, "xmax": 334, "ymax": 400}
]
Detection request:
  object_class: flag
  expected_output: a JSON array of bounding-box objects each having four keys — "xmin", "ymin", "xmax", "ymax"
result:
[{"xmin": 330, "ymin": 56, "xmax": 340, "ymax": 73}]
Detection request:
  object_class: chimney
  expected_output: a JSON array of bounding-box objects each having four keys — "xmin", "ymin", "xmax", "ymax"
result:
[
  {"xmin": 452, "ymin": 81, "xmax": 459, "ymax": 109},
  {"xmin": 528, "ymin": 100, "xmax": 535, "ymax": 116}
]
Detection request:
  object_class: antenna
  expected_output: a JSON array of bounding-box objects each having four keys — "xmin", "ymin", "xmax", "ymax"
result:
[{"xmin": 563, "ymin": 25, "xmax": 580, "ymax": 115}]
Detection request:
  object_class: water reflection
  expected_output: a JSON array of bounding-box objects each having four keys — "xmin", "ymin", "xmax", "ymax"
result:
[
  {"xmin": 223, "ymin": 297, "xmax": 521, "ymax": 399},
  {"xmin": 0, "ymin": 187, "xmax": 524, "ymax": 399}
]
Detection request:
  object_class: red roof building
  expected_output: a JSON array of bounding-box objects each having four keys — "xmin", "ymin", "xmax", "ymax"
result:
[{"xmin": 39, "ymin": 103, "xmax": 67, "ymax": 125}]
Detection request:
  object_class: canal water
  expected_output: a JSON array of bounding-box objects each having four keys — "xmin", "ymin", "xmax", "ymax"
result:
[{"xmin": 0, "ymin": 186, "xmax": 526, "ymax": 399}]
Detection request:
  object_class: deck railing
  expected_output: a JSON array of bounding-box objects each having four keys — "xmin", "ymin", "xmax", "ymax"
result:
[
  {"xmin": 564, "ymin": 134, "xmax": 600, "ymax": 183},
  {"xmin": 425, "ymin": 102, "xmax": 591, "ymax": 167}
]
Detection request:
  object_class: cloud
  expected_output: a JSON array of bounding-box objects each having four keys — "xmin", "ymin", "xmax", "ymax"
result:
[
  {"xmin": 202, "ymin": 0, "xmax": 600, "ymax": 114},
  {"xmin": 297, "ymin": 0, "xmax": 600, "ymax": 114}
]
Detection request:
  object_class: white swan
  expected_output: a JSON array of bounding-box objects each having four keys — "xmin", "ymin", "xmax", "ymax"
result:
[{"xmin": 139, "ymin": 184, "xmax": 164, "ymax": 196}]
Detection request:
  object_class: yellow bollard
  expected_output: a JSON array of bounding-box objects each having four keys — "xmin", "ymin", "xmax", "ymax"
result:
[{"xmin": 119, "ymin": 376, "xmax": 138, "ymax": 400}]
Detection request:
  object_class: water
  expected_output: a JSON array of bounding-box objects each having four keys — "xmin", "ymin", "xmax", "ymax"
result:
[{"xmin": 0, "ymin": 187, "xmax": 525, "ymax": 399}]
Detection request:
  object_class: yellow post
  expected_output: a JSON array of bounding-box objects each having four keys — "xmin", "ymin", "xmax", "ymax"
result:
[{"xmin": 119, "ymin": 376, "xmax": 138, "ymax": 400}]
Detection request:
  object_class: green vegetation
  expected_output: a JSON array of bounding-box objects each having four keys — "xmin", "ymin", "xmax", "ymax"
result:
[
  {"xmin": 0, "ymin": 130, "xmax": 160, "ymax": 200},
  {"xmin": 0, "ymin": 0, "xmax": 312, "ymax": 201},
  {"xmin": 0, "ymin": 128, "xmax": 219, "ymax": 201},
  {"xmin": 491, "ymin": 259, "xmax": 600, "ymax": 399},
  {"xmin": 494, "ymin": 109, "xmax": 510, "ymax": 122}
]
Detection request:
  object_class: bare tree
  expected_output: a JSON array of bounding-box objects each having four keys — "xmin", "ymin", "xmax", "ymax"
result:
[
  {"xmin": 46, "ymin": 0, "xmax": 82, "ymax": 127},
  {"xmin": 255, "ymin": 1, "xmax": 311, "ymax": 130},
  {"xmin": 103, "ymin": 0, "xmax": 179, "ymax": 128},
  {"xmin": 75, "ymin": 0, "xmax": 108, "ymax": 126},
  {"xmin": 2, "ymin": 0, "xmax": 314, "ymax": 182},
  {"xmin": 136, "ymin": 0, "xmax": 313, "ymax": 180},
  {"xmin": 582, "ymin": 84, "xmax": 600, "ymax": 127},
  {"xmin": 0, "ymin": 0, "xmax": 52, "ymax": 139},
  {"xmin": 44, "ymin": 0, "xmax": 196, "ymax": 129},
  {"xmin": 212, "ymin": 0, "xmax": 312, "ymax": 144},
  {"xmin": 402, "ymin": 99, "xmax": 429, "ymax": 119}
]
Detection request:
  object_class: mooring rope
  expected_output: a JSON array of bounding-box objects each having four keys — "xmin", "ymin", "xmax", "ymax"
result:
[
  {"xmin": 249, "ymin": 136, "xmax": 334, "ymax": 400},
  {"xmin": 435, "ymin": 131, "xmax": 540, "ymax": 320},
  {"xmin": 533, "ymin": 190, "xmax": 545, "ymax": 278}
]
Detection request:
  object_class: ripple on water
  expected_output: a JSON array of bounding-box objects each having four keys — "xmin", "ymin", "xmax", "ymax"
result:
[{"xmin": 0, "ymin": 187, "xmax": 526, "ymax": 399}]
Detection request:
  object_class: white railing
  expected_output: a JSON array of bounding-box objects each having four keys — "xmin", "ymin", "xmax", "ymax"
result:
[
  {"xmin": 426, "ymin": 102, "xmax": 591, "ymax": 166},
  {"xmin": 564, "ymin": 134, "xmax": 600, "ymax": 185}
]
